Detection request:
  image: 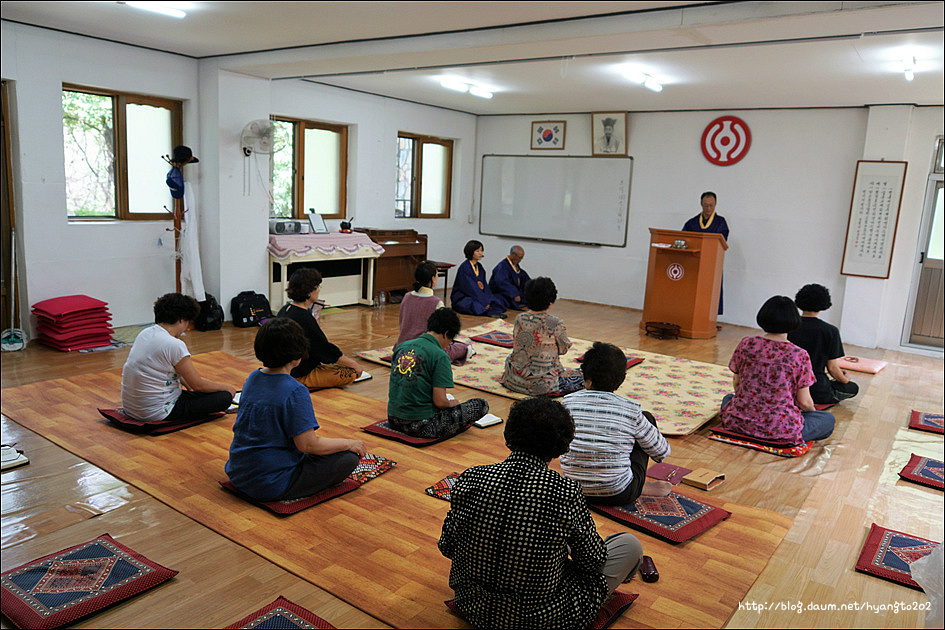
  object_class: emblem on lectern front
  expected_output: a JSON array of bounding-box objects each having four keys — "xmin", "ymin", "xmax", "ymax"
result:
[{"xmin": 666, "ymin": 263, "xmax": 684, "ymax": 281}]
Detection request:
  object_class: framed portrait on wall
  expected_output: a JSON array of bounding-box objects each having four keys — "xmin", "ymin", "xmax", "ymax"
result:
[
  {"xmin": 591, "ymin": 112, "xmax": 628, "ymax": 156},
  {"xmin": 531, "ymin": 121, "xmax": 566, "ymax": 150}
]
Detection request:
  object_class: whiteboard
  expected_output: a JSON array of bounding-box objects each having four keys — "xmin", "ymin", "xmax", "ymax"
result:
[{"xmin": 479, "ymin": 154, "xmax": 632, "ymax": 247}]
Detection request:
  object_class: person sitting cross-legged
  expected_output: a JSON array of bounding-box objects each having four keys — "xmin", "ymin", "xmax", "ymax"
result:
[
  {"xmin": 450, "ymin": 240, "xmax": 506, "ymax": 318},
  {"xmin": 501, "ymin": 276, "xmax": 584, "ymax": 397},
  {"xmin": 720, "ymin": 295, "xmax": 835, "ymax": 444},
  {"xmin": 225, "ymin": 317, "xmax": 366, "ymax": 502},
  {"xmin": 276, "ymin": 268, "xmax": 368, "ymax": 389},
  {"xmin": 387, "ymin": 307, "xmax": 489, "ymax": 439},
  {"xmin": 121, "ymin": 292, "xmax": 235, "ymax": 424},
  {"xmin": 439, "ymin": 397, "xmax": 644, "ymax": 629},
  {"xmin": 561, "ymin": 341, "xmax": 672, "ymax": 505},
  {"xmin": 396, "ymin": 260, "xmax": 472, "ymax": 364},
  {"xmin": 787, "ymin": 283, "xmax": 858, "ymax": 405},
  {"xmin": 489, "ymin": 245, "xmax": 531, "ymax": 311}
]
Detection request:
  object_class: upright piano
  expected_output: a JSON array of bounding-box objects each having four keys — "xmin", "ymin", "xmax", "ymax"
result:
[{"xmin": 354, "ymin": 227, "xmax": 428, "ymax": 300}]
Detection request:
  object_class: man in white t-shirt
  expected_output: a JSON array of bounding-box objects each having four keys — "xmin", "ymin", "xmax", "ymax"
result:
[{"xmin": 121, "ymin": 293, "xmax": 235, "ymax": 423}]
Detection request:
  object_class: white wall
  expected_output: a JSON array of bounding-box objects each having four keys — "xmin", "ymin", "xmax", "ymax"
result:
[
  {"xmin": 476, "ymin": 109, "xmax": 868, "ymax": 333},
  {"xmin": 1, "ymin": 22, "xmax": 199, "ymax": 329},
  {"xmin": 191, "ymin": 74, "xmax": 478, "ymax": 310},
  {"xmin": 841, "ymin": 105, "xmax": 945, "ymax": 350}
]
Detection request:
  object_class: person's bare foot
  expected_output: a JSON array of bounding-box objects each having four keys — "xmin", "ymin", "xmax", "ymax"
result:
[{"xmin": 641, "ymin": 479, "xmax": 672, "ymax": 497}]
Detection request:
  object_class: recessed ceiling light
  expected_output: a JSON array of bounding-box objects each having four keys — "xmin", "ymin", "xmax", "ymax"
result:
[{"xmin": 122, "ymin": 2, "xmax": 187, "ymax": 19}]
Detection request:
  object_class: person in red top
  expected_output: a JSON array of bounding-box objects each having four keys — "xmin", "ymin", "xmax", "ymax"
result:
[{"xmin": 719, "ymin": 295, "xmax": 835, "ymax": 444}]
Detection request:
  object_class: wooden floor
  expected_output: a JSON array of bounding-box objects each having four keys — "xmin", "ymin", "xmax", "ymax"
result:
[{"xmin": 2, "ymin": 300, "xmax": 943, "ymax": 628}]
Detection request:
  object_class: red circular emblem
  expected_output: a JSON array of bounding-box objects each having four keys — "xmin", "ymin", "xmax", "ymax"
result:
[
  {"xmin": 667, "ymin": 263, "xmax": 684, "ymax": 281},
  {"xmin": 701, "ymin": 116, "xmax": 751, "ymax": 166}
]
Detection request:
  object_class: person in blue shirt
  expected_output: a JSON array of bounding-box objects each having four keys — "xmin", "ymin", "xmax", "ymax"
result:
[{"xmin": 225, "ymin": 317, "xmax": 366, "ymax": 502}]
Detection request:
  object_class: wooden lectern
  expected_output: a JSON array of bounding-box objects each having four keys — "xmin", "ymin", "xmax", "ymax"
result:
[{"xmin": 640, "ymin": 228, "xmax": 728, "ymax": 339}]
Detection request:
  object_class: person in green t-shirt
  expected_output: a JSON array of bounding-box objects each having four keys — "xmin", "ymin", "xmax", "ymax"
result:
[{"xmin": 388, "ymin": 308, "xmax": 489, "ymax": 438}]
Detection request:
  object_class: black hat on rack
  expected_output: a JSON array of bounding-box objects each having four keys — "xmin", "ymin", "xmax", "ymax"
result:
[{"xmin": 171, "ymin": 145, "xmax": 199, "ymax": 164}]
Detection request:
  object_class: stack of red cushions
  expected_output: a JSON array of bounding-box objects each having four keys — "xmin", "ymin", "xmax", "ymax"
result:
[{"xmin": 32, "ymin": 295, "xmax": 113, "ymax": 351}]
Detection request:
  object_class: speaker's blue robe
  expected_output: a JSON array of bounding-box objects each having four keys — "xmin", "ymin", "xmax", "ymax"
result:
[
  {"xmin": 682, "ymin": 213, "xmax": 729, "ymax": 314},
  {"xmin": 489, "ymin": 258, "xmax": 531, "ymax": 311}
]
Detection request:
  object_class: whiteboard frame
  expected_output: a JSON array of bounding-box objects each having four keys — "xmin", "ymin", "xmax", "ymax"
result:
[
  {"xmin": 840, "ymin": 160, "xmax": 907, "ymax": 279},
  {"xmin": 477, "ymin": 154, "xmax": 633, "ymax": 248}
]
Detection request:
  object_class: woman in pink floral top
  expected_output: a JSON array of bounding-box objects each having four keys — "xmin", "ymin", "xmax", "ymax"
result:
[{"xmin": 720, "ymin": 296, "xmax": 835, "ymax": 444}]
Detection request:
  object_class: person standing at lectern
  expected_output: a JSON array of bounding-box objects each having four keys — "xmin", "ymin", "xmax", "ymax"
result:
[{"xmin": 682, "ymin": 191, "xmax": 729, "ymax": 315}]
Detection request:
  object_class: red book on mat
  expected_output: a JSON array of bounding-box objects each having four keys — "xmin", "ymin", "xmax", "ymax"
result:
[
  {"xmin": 646, "ymin": 463, "xmax": 692, "ymax": 485},
  {"xmin": 31, "ymin": 295, "xmax": 108, "ymax": 317},
  {"xmin": 854, "ymin": 523, "xmax": 940, "ymax": 590}
]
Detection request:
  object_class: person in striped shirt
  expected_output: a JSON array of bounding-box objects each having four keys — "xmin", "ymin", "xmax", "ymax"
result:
[{"xmin": 561, "ymin": 341, "xmax": 672, "ymax": 505}]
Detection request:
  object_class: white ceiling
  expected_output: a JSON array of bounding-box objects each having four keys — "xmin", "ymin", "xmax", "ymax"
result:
[{"xmin": 2, "ymin": 1, "xmax": 943, "ymax": 115}]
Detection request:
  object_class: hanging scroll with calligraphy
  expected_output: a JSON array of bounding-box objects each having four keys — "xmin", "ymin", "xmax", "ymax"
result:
[{"xmin": 840, "ymin": 160, "xmax": 907, "ymax": 279}]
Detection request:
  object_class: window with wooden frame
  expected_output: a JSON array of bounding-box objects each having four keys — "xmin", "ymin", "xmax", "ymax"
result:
[
  {"xmin": 270, "ymin": 117, "xmax": 347, "ymax": 220},
  {"xmin": 395, "ymin": 132, "xmax": 453, "ymax": 218},
  {"xmin": 62, "ymin": 84, "xmax": 181, "ymax": 220}
]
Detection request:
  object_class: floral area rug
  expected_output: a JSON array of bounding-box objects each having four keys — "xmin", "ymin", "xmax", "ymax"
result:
[{"xmin": 358, "ymin": 321, "xmax": 731, "ymax": 436}]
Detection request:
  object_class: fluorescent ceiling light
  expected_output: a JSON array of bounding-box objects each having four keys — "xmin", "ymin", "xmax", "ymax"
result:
[
  {"xmin": 623, "ymin": 69, "xmax": 647, "ymax": 84},
  {"xmin": 903, "ymin": 55, "xmax": 915, "ymax": 81},
  {"xmin": 124, "ymin": 2, "xmax": 187, "ymax": 19},
  {"xmin": 643, "ymin": 77, "xmax": 663, "ymax": 92},
  {"xmin": 621, "ymin": 67, "xmax": 662, "ymax": 92},
  {"xmin": 440, "ymin": 77, "xmax": 494, "ymax": 99},
  {"xmin": 440, "ymin": 78, "xmax": 469, "ymax": 93},
  {"xmin": 468, "ymin": 86, "xmax": 493, "ymax": 99}
]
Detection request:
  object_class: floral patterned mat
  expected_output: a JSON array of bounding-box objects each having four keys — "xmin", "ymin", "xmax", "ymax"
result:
[{"xmin": 357, "ymin": 321, "xmax": 732, "ymax": 436}]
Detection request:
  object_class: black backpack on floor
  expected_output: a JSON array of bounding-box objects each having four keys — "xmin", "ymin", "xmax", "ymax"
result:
[
  {"xmin": 194, "ymin": 294, "xmax": 224, "ymax": 332},
  {"xmin": 230, "ymin": 291, "xmax": 273, "ymax": 327}
]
